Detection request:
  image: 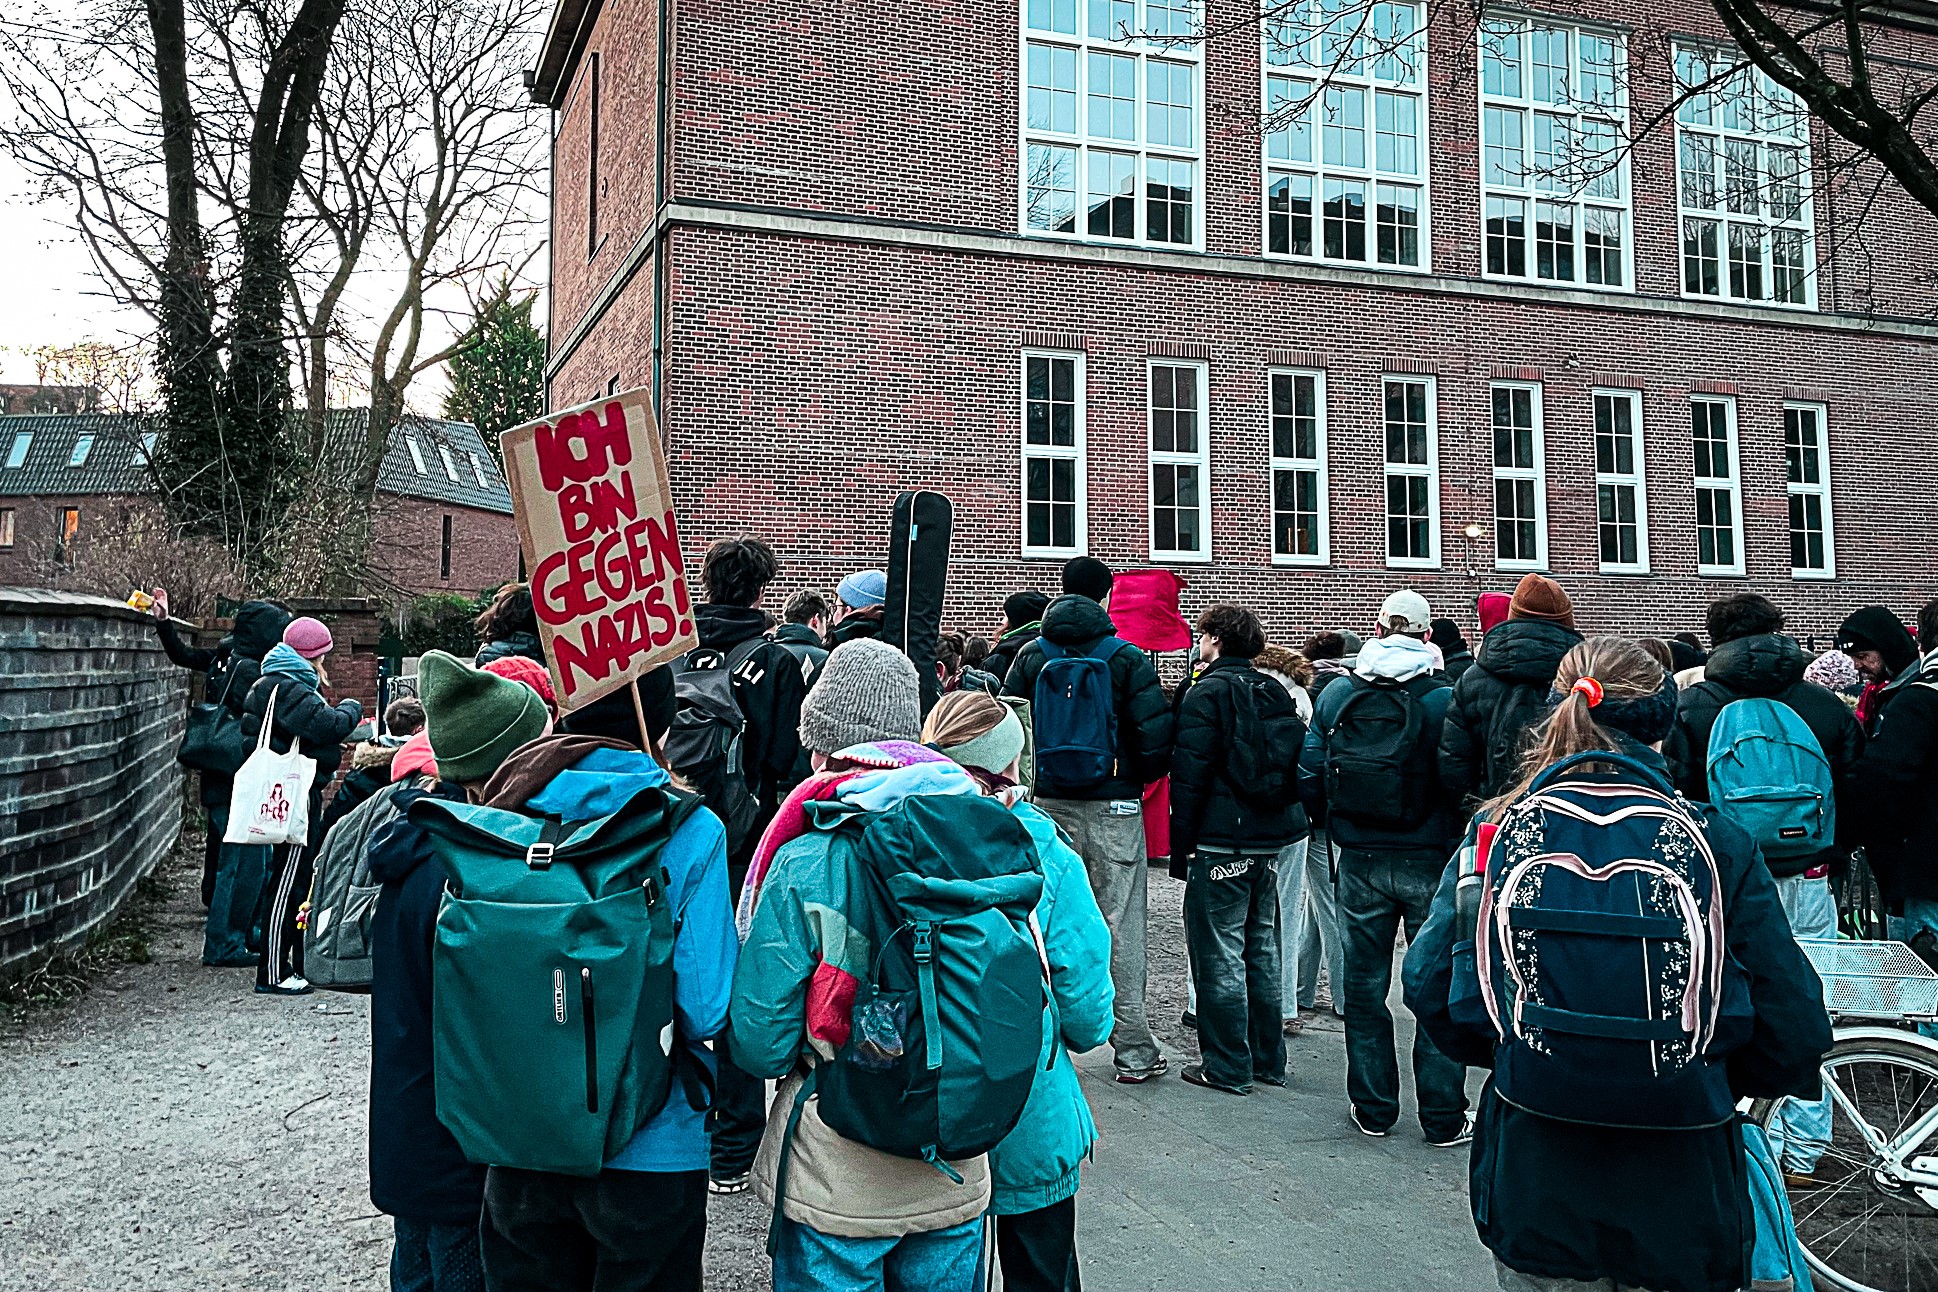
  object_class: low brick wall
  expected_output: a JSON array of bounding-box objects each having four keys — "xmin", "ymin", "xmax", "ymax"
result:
[{"xmin": 0, "ymin": 588, "xmax": 186, "ymax": 979}]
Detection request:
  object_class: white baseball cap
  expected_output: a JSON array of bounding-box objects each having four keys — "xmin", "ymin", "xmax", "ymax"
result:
[{"xmin": 1378, "ymin": 589, "xmax": 1432, "ymax": 635}]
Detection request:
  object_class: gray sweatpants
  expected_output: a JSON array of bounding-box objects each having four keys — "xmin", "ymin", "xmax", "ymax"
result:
[{"xmin": 1037, "ymin": 796, "xmax": 1162, "ymax": 1075}]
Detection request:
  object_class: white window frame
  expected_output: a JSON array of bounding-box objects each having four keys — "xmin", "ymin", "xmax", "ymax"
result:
[
  {"xmin": 1382, "ymin": 374, "xmax": 1439, "ymax": 569},
  {"xmin": 1489, "ymin": 381, "xmax": 1547, "ymax": 571},
  {"xmin": 436, "ymin": 443, "xmax": 461, "ymax": 482},
  {"xmin": 1021, "ymin": 349, "xmax": 1089, "ymax": 559},
  {"xmin": 1019, "ymin": 0, "xmax": 1206, "ymax": 251},
  {"xmin": 1784, "ymin": 400, "xmax": 1835, "ymax": 580},
  {"xmin": 1148, "ymin": 358, "xmax": 1211, "ymax": 563},
  {"xmin": 1592, "ymin": 388, "xmax": 1649, "ymax": 574},
  {"xmin": 1674, "ymin": 44, "xmax": 1816, "ymax": 309},
  {"xmin": 404, "ymin": 435, "xmax": 428, "ymax": 475},
  {"xmin": 1268, "ymin": 367, "xmax": 1330, "ymax": 566},
  {"xmin": 469, "ymin": 451, "xmax": 493, "ymax": 488},
  {"xmin": 1260, "ymin": 0, "xmax": 1431, "ymax": 272},
  {"xmin": 1691, "ymin": 395, "xmax": 1745, "ymax": 576},
  {"xmin": 1477, "ymin": 16, "xmax": 1633, "ymax": 292}
]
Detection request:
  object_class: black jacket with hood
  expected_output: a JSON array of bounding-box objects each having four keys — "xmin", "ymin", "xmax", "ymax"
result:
[
  {"xmin": 239, "ymin": 645, "xmax": 363, "ymax": 780},
  {"xmin": 1169, "ymin": 657, "xmax": 1309, "ymax": 871},
  {"xmin": 1662, "ymin": 633, "xmax": 1864, "ymax": 878},
  {"xmin": 983, "ymin": 622, "xmax": 1042, "ymax": 685},
  {"xmin": 771, "ymin": 621, "xmax": 829, "ymax": 687},
  {"xmin": 1847, "ymin": 649, "xmax": 1938, "ymax": 903},
  {"xmin": 1002, "ymin": 594, "xmax": 1175, "ymax": 802},
  {"xmin": 696, "ymin": 604, "xmax": 807, "ymax": 851},
  {"xmin": 1438, "ymin": 619, "xmax": 1583, "ymax": 808},
  {"xmin": 474, "ymin": 630, "xmax": 544, "ymax": 667},
  {"xmin": 1403, "ymin": 743, "xmax": 1832, "ymax": 1292},
  {"xmin": 159, "ymin": 600, "xmax": 291, "ymax": 804}
]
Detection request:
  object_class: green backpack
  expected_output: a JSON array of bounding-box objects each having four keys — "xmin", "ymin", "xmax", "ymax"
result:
[
  {"xmin": 410, "ymin": 785, "xmax": 697, "ymax": 1177},
  {"xmin": 795, "ymin": 793, "xmax": 1050, "ymax": 1176}
]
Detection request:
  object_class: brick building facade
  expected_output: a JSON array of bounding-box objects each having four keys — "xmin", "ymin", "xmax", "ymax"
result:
[{"xmin": 531, "ymin": 0, "xmax": 1938, "ymax": 645}]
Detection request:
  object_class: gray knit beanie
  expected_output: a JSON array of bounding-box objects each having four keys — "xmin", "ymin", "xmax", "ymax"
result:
[{"xmin": 799, "ymin": 638, "xmax": 923, "ymax": 755}]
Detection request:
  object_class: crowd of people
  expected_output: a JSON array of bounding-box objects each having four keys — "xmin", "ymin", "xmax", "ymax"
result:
[{"xmin": 147, "ymin": 552, "xmax": 1938, "ymax": 1292}]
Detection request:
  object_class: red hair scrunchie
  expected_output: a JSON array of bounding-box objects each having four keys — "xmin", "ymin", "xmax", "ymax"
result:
[{"xmin": 1572, "ymin": 676, "xmax": 1605, "ymax": 707}]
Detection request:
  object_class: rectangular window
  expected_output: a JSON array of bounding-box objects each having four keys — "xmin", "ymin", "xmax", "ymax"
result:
[
  {"xmin": 1022, "ymin": 351, "xmax": 1087, "ymax": 557},
  {"xmin": 1382, "ymin": 376, "xmax": 1438, "ymax": 567},
  {"xmin": 1691, "ymin": 396, "xmax": 1744, "ymax": 575},
  {"xmin": 0, "ymin": 508, "xmax": 13, "ymax": 547},
  {"xmin": 1490, "ymin": 383, "xmax": 1545, "ymax": 569},
  {"xmin": 1593, "ymin": 389, "xmax": 1648, "ymax": 572},
  {"xmin": 69, "ymin": 434, "xmax": 94, "ymax": 466},
  {"xmin": 405, "ymin": 436, "xmax": 428, "ymax": 475},
  {"xmin": 1676, "ymin": 46, "xmax": 1814, "ymax": 307},
  {"xmin": 440, "ymin": 515, "xmax": 454, "ymax": 579},
  {"xmin": 1262, "ymin": 0, "xmax": 1427, "ymax": 269},
  {"xmin": 436, "ymin": 444, "xmax": 461, "ymax": 482},
  {"xmin": 56, "ymin": 506, "xmax": 79, "ymax": 564},
  {"xmin": 1269, "ymin": 369, "xmax": 1328, "ymax": 564},
  {"xmin": 1149, "ymin": 361, "xmax": 1209, "ymax": 561},
  {"xmin": 4, "ymin": 432, "xmax": 30, "ymax": 469},
  {"xmin": 586, "ymin": 53, "xmax": 601, "ymax": 258},
  {"xmin": 1480, "ymin": 18, "xmax": 1630, "ymax": 289},
  {"xmin": 469, "ymin": 451, "xmax": 492, "ymax": 488},
  {"xmin": 139, "ymin": 432, "xmax": 159, "ymax": 463},
  {"xmin": 1784, "ymin": 402, "xmax": 1834, "ymax": 578},
  {"xmin": 1023, "ymin": 1, "xmax": 1204, "ymax": 249}
]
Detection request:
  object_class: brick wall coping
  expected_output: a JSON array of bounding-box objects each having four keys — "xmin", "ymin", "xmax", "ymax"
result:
[
  {"xmin": 0, "ymin": 586, "xmax": 155, "ymax": 624},
  {"xmin": 550, "ymin": 199, "xmax": 1938, "ymax": 379}
]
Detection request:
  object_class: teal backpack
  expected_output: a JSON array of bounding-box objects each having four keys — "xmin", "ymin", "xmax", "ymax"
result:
[
  {"xmin": 410, "ymin": 785, "xmax": 698, "ymax": 1177},
  {"xmin": 1706, "ymin": 697, "xmax": 1835, "ymax": 861},
  {"xmin": 778, "ymin": 793, "xmax": 1050, "ymax": 1194}
]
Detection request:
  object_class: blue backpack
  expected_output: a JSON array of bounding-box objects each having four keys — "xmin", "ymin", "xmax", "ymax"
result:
[
  {"xmin": 1705, "ymin": 697, "xmax": 1835, "ymax": 861},
  {"xmin": 1033, "ymin": 638, "xmax": 1129, "ymax": 794},
  {"xmin": 1450, "ymin": 751, "xmax": 1753, "ymax": 1129}
]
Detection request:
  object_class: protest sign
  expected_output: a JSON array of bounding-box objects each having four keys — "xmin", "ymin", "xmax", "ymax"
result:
[{"xmin": 501, "ymin": 389, "xmax": 698, "ymax": 710}]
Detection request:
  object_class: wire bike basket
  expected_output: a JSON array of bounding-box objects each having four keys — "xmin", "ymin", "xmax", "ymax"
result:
[{"xmin": 1796, "ymin": 938, "xmax": 1938, "ymax": 1022}]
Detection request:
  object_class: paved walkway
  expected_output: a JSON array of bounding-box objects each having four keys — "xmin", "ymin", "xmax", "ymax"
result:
[{"xmin": 0, "ymin": 850, "xmax": 1493, "ymax": 1291}]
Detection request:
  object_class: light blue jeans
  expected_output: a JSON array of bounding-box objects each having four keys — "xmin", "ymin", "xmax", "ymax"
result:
[
  {"xmin": 1767, "ymin": 874, "xmax": 1836, "ymax": 1172},
  {"xmin": 1888, "ymin": 896, "xmax": 1938, "ymax": 1039},
  {"xmin": 771, "ymin": 1217, "xmax": 983, "ymax": 1292}
]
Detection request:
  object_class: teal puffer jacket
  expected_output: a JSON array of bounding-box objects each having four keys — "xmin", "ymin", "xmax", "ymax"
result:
[{"xmin": 990, "ymin": 802, "xmax": 1116, "ymax": 1215}]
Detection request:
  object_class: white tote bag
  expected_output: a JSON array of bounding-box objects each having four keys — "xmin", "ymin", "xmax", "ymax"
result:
[{"xmin": 224, "ymin": 686, "xmax": 318, "ymax": 847}]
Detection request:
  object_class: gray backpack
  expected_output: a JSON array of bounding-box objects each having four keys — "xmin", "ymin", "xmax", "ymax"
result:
[{"xmin": 305, "ymin": 777, "xmax": 423, "ymax": 991}]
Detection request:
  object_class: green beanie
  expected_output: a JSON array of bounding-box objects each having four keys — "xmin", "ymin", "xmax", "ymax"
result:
[{"xmin": 418, "ymin": 649, "xmax": 549, "ymax": 782}]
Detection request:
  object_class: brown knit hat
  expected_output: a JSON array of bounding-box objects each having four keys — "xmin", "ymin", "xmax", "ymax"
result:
[{"xmin": 1508, "ymin": 573, "xmax": 1576, "ymax": 631}]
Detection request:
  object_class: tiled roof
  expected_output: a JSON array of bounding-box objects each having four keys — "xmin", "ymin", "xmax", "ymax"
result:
[{"xmin": 0, "ymin": 409, "xmax": 513, "ymax": 514}]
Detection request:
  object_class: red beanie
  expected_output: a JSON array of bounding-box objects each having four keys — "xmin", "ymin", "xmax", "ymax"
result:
[{"xmin": 483, "ymin": 655, "xmax": 557, "ymax": 716}]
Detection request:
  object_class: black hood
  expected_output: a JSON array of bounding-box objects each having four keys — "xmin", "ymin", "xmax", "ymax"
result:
[
  {"xmin": 696, "ymin": 603, "xmax": 769, "ymax": 650},
  {"xmin": 227, "ymin": 600, "xmax": 292, "ymax": 661},
  {"xmin": 1476, "ymin": 618, "xmax": 1582, "ymax": 684},
  {"xmin": 773, "ymin": 622, "xmax": 822, "ymax": 647},
  {"xmin": 1039, "ymin": 594, "xmax": 1116, "ymax": 646},
  {"xmin": 365, "ymin": 784, "xmax": 464, "ymax": 884},
  {"xmin": 1705, "ymin": 633, "xmax": 1805, "ymax": 696}
]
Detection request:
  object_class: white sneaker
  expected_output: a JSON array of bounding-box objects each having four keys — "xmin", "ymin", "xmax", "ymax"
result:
[{"xmin": 1427, "ymin": 1111, "xmax": 1477, "ymax": 1149}]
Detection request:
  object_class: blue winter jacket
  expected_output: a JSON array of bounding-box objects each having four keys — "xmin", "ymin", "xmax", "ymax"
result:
[{"xmin": 990, "ymin": 802, "xmax": 1115, "ymax": 1215}]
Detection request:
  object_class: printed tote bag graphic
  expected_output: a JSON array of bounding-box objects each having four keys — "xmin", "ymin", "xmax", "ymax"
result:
[{"xmin": 224, "ymin": 687, "xmax": 316, "ymax": 847}]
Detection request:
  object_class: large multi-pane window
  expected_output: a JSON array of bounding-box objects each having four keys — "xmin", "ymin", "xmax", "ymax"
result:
[
  {"xmin": 1479, "ymin": 18, "xmax": 1630, "ymax": 288},
  {"xmin": 1490, "ymin": 383, "xmax": 1546, "ymax": 568},
  {"xmin": 1593, "ymin": 389, "xmax": 1648, "ymax": 572},
  {"xmin": 1784, "ymin": 402, "xmax": 1833, "ymax": 577},
  {"xmin": 1383, "ymin": 376, "xmax": 1437, "ymax": 566},
  {"xmin": 1675, "ymin": 46, "xmax": 1814, "ymax": 307},
  {"xmin": 1692, "ymin": 397, "xmax": 1744, "ymax": 575},
  {"xmin": 1269, "ymin": 369, "xmax": 1328, "ymax": 564},
  {"xmin": 1262, "ymin": 0, "xmax": 1428, "ymax": 268},
  {"xmin": 1022, "ymin": 352, "xmax": 1087, "ymax": 556},
  {"xmin": 1024, "ymin": 0, "xmax": 1204, "ymax": 248},
  {"xmin": 1150, "ymin": 362, "xmax": 1210, "ymax": 560}
]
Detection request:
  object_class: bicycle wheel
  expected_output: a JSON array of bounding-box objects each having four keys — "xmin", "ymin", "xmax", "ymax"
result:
[{"xmin": 1752, "ymin": 1030, "xmax": 1938, "ymax": 1292}]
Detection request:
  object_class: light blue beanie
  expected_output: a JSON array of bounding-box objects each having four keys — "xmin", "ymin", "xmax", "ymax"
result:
[{"xmin": 837, "ymin": 569, "xmax": 888, "ymax": 609}]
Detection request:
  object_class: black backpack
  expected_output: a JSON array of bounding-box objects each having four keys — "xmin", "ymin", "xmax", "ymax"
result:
[
  {"xmin": 664, "ymin": 637, "xmax": 764, "ymax": 856},
  {"xmin": 1225, "ymin": 673, "xmax": 1305, "ymax": 812},
  {"xmin": 1324, "ymin": 674, "xmax": 1438, "ymax": 827}
]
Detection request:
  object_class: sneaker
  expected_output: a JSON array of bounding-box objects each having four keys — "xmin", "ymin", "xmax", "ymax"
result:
[
  {"xmin": 708, "ymin": 1173, "xmax": 751, "ymax": 1196},
  {"xmin": 1349, "ymin": 1106, "xmax": 1390, "ymax": 1138},
  {"xmin": 1115, "ymin": 1055, "xmax": 1169, "ymax": 1085},
  {"xmin": 1427, "ymin": 1112, "xmax": 1477, "ymax": 1149},
  {"xmin": 256, "ymin": 975, "xmax": 312, "ymax": 996},
  {"xmin": 1181, "ymin": 1064, "xmax": 1249, "ymax": 1096}
]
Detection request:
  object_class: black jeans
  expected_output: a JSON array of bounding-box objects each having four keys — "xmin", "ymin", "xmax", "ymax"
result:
[
  {"xmin": 254, "ymin": 841, "xmax": 312, "ymax": 988},
  {"xmin": 995, "ymin": 1196, "xmax": 1081, "ymax": 1292},
  {"xmin": 1182, "ymin": 852, "xmax": 1285, "ymax": 1089},
  {"xmin": 480, "ymin": 1166, "xmax": 705, "ymax": 1292},
  {"xmin": 710, "ymin": 854, "xmax": 765, "ymax": 1178},
  {"xmin": 1336, "ymin": 849, "xmax": 1467, "ymax": 1138}
]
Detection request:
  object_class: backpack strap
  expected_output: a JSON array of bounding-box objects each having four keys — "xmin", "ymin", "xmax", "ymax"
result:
[
  {"xmin": 765, "ymin": 1064, "xmax": 821, "ymax": 1258},
  {"xmin": 1529, "ymin": 750, "xmax": 1675, "ymax": 797}
]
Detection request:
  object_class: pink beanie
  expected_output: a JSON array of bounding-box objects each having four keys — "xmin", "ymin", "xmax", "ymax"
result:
[{"xmin": 283, "ymin": 616, "xmax": 334, "ymax": 660}]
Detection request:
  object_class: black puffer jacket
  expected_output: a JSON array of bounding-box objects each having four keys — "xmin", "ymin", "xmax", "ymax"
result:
[
  {"xmin": 1169, "ymin": 658, "xmax": 1309, "ymax": 871},
  {"xmin": 239, "ymin": 646, "xmax": 363, "ymax": 780},
  {"xmin": 159, "ymin": 600, "xmax": 291, "ymax": 804},
  {"xmin": 1404, "ymin": 747, "xmax": 1831, "ymax": 1292},
  {"xmin": 983, "ymin": 624, "xmax": 1042, "ymax": 686},
  {"xmin": 1002, "ymin": 594, "xmax": 1175, "ymax": 801},
  {"xmin": 475, "ymin": 631, "xmax": 544, "ymax": 667},
  {"xmin": 1663, "ymin": 633, "xmax": 1864, "ymax": 878},
  {"xmin": 1438, "ymin": 619, "xmax": 1583, "ymax": 808},
  {"xmin": 1846, "ymin": 652, "xmax": 1938, "ymax": 903},
  {"xmin": 695, "ymin": 604, "xmax": 807, "ymax": 851}
]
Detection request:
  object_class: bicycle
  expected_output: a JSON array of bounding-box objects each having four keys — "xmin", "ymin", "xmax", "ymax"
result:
[{"xmin": 1751, "ymin": 938, "xmax": 1938, "ymax": 1292}]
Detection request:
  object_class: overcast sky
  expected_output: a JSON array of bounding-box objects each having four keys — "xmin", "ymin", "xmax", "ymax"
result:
[{"xmin": 0, "ymin": 154, "xmax": 144, "ymax": 383}]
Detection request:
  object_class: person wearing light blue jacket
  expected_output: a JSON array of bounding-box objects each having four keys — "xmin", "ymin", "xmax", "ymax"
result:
[{"xmin": 924, "ymin": 691, "xmax": 1115, "ymax": 1292}]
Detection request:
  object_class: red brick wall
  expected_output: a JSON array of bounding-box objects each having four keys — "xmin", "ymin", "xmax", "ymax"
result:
[
  {"xmin": 0, "ymin": 493, "xmax": 148, "ymax": 587},
  {"xmin": 368, "ymin": 497, "xmax": 522, "ymax": 598}
]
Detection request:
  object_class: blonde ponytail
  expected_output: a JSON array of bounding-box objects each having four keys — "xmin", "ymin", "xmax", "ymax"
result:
[{"xmin": 1484, "ymin": 637, "xmax": 1666, "ymax": 816}]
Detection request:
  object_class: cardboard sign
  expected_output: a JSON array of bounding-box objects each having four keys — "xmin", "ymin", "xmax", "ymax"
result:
[{"xmin": 500, "ymin": 389, "xmax": 697, "ymax": 710}]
